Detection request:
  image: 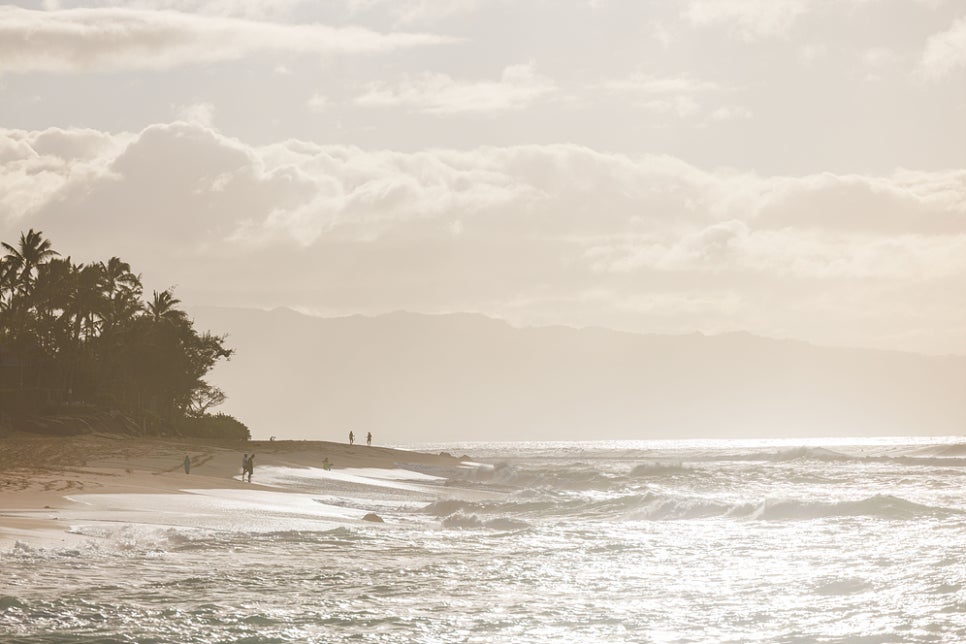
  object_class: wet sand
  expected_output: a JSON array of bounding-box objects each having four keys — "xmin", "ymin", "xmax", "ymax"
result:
[{"xmin": 0, "ymin": 431, "xmax": 464, "ymax": 547}]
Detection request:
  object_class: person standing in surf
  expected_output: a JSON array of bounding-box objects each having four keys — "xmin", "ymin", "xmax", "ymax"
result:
[
  {"xmin": 349, "ymin": 431, "xmax": 354, "ymax": 445},
  {"xmin": 246, "ymin": 454, "xmax": 254, "ymax": 483},
  {"xmin": 183, "ymin": 454, "xmax": 191, "ymax": 474},
  {"xmin": 241, "ymin": 453, "xmax": 248, "ymax": 480},
  {"xmin": 367, "ymin": 432, "xmax": 372, "ymax": 446}
]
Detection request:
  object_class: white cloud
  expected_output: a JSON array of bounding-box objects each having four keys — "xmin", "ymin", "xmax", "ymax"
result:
[
  {"xmin": 639, "ymin": 95, "xmax": 702, "ymax": 118},
  {"xmin": 601, "ymin": 73, "xmax": 719, "ymax": 95},
  {"xmin": 710, "ymin": 105, "xmax": 753, "ymax": 121},
  {"xmin": 306, "ymin": 93, "xmax": 329, "ymax": 112},
  {"xmin": 683, "ymin": 0, "xmax": 811, "ymax": 39},
  {"xmin": 920, "ymin": 15, "xmax": 966, "ymax": 79},
  {"xmin": 5, "ymin": 123, "xmax": 963, "ymax": 243},
  {"xmin": 599, "ymin": 73, "xmax": 720, "ymax": 118},
  {"xmin": 651, "ymin": 21, "xmax": 675, "ymax": 49},
  {"xmin": 754, "ymin": 171, "xmax": 966, "ymax": 234},
  {"xmin": 342, "ymin": 0, "xmax": 493, "ymax": 25},
  {"xmin": 0, "ymin": 127, "xmax": 131, "ymax": 226},
  {"xmin": 52, "ymin": 0, "xmax": 312, "ymax": 19},
  {"xmin": 176, "ymin": 102, "xmax": 216, "ymax": 126},
  {"xmin": 355, "ymin": 63, "xmax": 556, "ymax": 115},
  {"xmin": 2, "ymin": 122, "xmax": 964, "ymax": 353},
  {"xmin": 798, "ymin": 42, "xmax": 829, "ymax": 66},
  {"xmin": 586, "ymin": 224, "xmax": 966, "ymax": 280},
  {"xmin": 862, "ymin": 47, "xmax": 901, "ymax": 68},
  {"xmin": 4, "ymin": 123, "xmax": 962, "ymax": 247},
  {"xmin": 860, "ymin": 46, "xmax": 904, "ymax": 81},
  {"xmin": 0, "ymin": 6, "xmax": 456, "ymax": 73}
]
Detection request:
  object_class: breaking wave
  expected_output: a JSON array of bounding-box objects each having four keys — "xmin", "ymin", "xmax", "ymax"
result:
[
  {"xmin": 628, "ymin": 461, "xmax": 692, "ymax": 477},
  {"xmin": 440, "ymin": 513, "xmax": 531, "ymax": 531},
  {"xmin": 424, "ymin": 493, "xmax": 958, "ymax": 523}
]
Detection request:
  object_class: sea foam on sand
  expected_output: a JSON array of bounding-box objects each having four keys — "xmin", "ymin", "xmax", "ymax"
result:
[
  {"xmin": 0, "ymin": 438, "xmax": 476, "ymax": 549},
  {"xmin": 8, "ymin": 466, "xmax": 452, "ymax": 541}
]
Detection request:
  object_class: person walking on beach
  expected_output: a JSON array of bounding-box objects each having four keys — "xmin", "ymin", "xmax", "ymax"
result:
[
  {"xmin": 367, "ymin": 431, "xmax": 372, "ymax": 446},
  {"xmin": 245, "ymin": 454, "xmax": 254, "ymax": 483},
  {"xmin": 241, "ymin": 453, "xmax": 248, "ymax": 480},
  {"xmin": 183, "ymin": 454, "xmax": 191, "ymax": 474},
  {"xmin": 349, "ymin": 431, "xmax": 354, "ymax": 445}
]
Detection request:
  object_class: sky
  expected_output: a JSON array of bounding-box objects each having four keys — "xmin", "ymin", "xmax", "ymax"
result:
[{"xmin": 1, "ymin": 0, "xmax": 964, "ymax": 356}]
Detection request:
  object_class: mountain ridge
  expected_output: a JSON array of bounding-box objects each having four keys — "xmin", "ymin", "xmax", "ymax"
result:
[{"xmin": 186, "ymin": 305, "xmax": 966, "ymax": 441}]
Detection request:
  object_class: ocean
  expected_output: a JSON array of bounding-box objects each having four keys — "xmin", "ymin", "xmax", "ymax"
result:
[{"xmin": 3, "ymin": 437, "xmax": 966, "ymax": 643}]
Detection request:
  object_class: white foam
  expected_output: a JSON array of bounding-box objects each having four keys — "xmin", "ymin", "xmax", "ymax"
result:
[
  {"xmin": 253, "ymin": 465, "xmax": 445, "ymax": 494},
  {"xmin": 59, "ymin": 488, "xmax": 363, "ymax": 534},
  {"xmin": 339, "ymin": 467, "xmax": 445, "ymax": 482}
]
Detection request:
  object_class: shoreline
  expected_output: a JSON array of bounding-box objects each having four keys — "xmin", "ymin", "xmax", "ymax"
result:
[{"xmin": 0, "ymin": 432, "xmax": 468, "ymax": 549}]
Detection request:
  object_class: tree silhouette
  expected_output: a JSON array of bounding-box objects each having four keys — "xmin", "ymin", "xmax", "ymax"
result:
[
  {"xmin": 0, "ymin": 231, "xmax": 239, "ymax": 436},
  {"xmin": 146, "ymin": 289, "xmax": 187, "ymax": 324},
  {"xmin": 1, "ymin": 229, "xmax": 59, "ymax": 296}
]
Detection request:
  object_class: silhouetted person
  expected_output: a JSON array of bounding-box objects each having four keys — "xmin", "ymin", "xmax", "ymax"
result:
[
  {"xmin": 246, "ymin": 454, "xmax": 254, "ymax": 483},
  {"xmin": 349, "ymin": 431, "xmax": 354, "ymax": 445},
  {"xmin": 241, "ymin": 453, "xmax": 248, "ymax": 479},
  {"xmin": 183, "ymin": 455, "xmax": 191, "ymax": 475},
  {"xmin": 322, "ymin": 456, "xmax": 332, "ymax": 471},
  {"xmin": 367, "ymin": 432, "xmax": 372, "ymax": 446}
]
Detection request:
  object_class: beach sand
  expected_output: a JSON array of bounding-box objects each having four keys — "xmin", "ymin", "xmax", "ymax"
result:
[{"xmin": 0, "ymin": 431, "xmax": 467, "ymax": 548}]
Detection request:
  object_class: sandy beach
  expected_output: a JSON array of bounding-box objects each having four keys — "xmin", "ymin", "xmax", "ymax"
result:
[{"xmin": 0, "ymin": 431, "xmax": 468, "ymax": 548}]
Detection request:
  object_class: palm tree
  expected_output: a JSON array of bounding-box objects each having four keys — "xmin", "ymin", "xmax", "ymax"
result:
[
  {"xmin": 32, "ymin": 257, "xmax": 75, "ymax": 349},
  {"xmin": 0, "ymin": 256, "xmax": 16, "ymax": 348},
  {"xmin": 0, "ymin": 256, "xmax": 16, "ymax": 311},
  {"xmin": 1, "ymin": 231, "xmax": 58, "ymax": 389},
  {"xmin": 102, "ymin": 257, "xmax": 140, "ymax": 298},
  {"xmin": 146, "ymin": 289, "xmax": 187, "ymax": 324},
  {"xmin": 100, "ymin": 257, "xmax": 142, "ymax": 331},
  {"xmin": 0, "ymin": 229, "xmax": 59, "ymax": 296}
]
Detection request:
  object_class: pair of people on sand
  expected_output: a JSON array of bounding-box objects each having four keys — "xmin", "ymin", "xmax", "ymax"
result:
[
  {"xmin": 241, "ymin": 452, "xmax": 254, "ymax": 482},
  {"xmin": 348, "ymin": 431, "xmax": 373, "ymax": 446}
]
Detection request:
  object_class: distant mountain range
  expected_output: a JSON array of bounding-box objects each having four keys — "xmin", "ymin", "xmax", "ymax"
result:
[{"xmin": 187, "ymin": 306, "xmax": 966, "ymax": 442}]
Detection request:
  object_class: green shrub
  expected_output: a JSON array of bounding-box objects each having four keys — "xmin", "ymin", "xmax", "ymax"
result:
[{"xmin": 178, "ymin": 413, "xmax": 251, "ymax": 440}]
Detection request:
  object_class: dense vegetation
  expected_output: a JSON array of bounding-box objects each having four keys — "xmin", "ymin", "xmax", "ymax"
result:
[{"xmin": 0, "ymin": 230, "xmax": 249, "ymax": 439}]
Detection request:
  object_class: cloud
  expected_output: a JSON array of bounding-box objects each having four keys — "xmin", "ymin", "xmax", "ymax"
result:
[
  {"xmin": 798, "ymin": 42, "xmax": 829, "ymax": 66},
  {"xmin": 46, "ymin": 0, "xmax": 311, "ymax": 20},
  {"xmin": 586, "ymin": 223, "xmax": 966, "ymax": 280},
  {"xmin": 639, "ymin": 96, "xmax": 702, "ymax": 118},
  {"xmin": 920, "ymin": 15, "xmax": 966, "ymax": 79},
  {"xmin": 599, "ymin": 73, "xmax": 721, "ymax": 118},
  {"xmin": 755, "ymin": 172, "xmax": 966, "ymax": 234},
  {"xmin": 0, "ymin": 126, "xmax": 131, "ymax": 226},
  {"xmin": 176, "ymin": 102, "xmax": 216, "ymax": 126},
  {"xmin": 601, "ymin": 74, "xmax": 720, "ymax": 95},
  {"xmin": 342, "ymin": 0, "xmax": 494, "ymax": 25},
  {"xmin": 862, "ymin": 47, "xmax": 901, "ymax": 68},
  {"xmin": 710, "ymin": 105, "xmax": 753, "ymax": 121},
  {"xmin": 0, "ymin": 6, "xmax": 455, "ymax": 73},
  {"xmin": 682, "ymin": 0, "xmax": 811, "ymax": 39},
  {"xmin": 306, "ymin": 93, "xmax": 329, "ymax": 112},
  {"xmin": 3, "ymin": 122, "xmax": 963, "ymax": 249},
  {"xmin": 1, "ymin": 122, "xmax": 964, "ymax": 354},
  {"xmin": 355, "ymin": 63, "xmax": 556, "ymax": 115}
]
